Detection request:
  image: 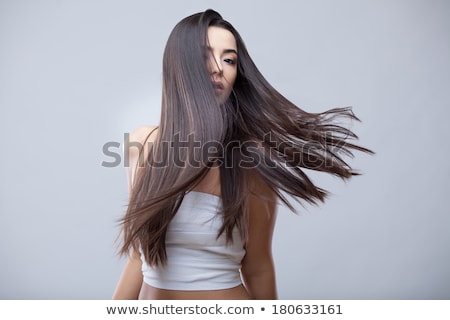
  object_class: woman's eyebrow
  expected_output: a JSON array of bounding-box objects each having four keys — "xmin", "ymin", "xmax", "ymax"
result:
[
  {"xmin": 206, "ymin": 46, "xmax": 237, "ymax": 55},
  {"xmin": 223, "ymin": 49, "xmax": 238, "ymax": 55}
]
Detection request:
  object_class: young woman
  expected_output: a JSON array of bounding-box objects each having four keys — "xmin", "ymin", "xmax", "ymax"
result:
[{"xmin": 112, "ymin": 9, "xmax": 372, "ymax": 300}]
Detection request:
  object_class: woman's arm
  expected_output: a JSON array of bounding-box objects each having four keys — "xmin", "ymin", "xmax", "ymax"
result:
[
  {"xmin": 112, "ymin": 126, "xmax": 159, "ymax": 299},
  {"xmin": 240, "ymin": 175, "xmax": 278, "ymax": 299},
  {"xmin": 112, "ymin": 250, "xmax": 143, "ymax": 299}
]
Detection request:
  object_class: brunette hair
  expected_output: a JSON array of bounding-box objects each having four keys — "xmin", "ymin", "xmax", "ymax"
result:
[{"xmin": 118, "ymin": 9, "xmax": 373, "ymax": 266}]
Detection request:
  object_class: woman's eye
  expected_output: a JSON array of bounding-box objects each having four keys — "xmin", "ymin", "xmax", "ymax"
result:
[{"xmin": 224, "ymin": 58, "xmax": 236, "ymax": 65}]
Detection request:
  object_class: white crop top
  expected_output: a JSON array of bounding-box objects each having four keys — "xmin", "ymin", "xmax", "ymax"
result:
[{"xmin": 140, "ymin": 191, "xmax": 246, "ymax": 290}]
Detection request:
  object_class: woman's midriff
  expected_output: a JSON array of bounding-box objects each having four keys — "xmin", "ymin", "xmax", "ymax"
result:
[{"xmin": 138, "ymin": 282, "xmax": 250, "ymax": 300}]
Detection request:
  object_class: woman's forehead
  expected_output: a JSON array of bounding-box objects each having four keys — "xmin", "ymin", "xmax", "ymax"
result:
[{"xmin": 207, "ymin": 26, "xmax": 237, "ymax": 51}]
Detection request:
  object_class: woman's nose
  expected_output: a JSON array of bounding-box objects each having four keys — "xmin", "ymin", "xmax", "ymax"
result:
[{"xmin": 208, "ymin": 55, "xmax": 223, "ymax": 75}]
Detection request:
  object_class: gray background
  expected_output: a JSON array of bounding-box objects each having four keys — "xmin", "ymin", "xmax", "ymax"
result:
[{"xmin": 1, "ymin": 0, "xmax": 449, "ymax": 299}]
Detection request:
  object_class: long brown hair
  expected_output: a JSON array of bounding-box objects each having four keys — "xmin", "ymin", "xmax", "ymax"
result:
[{"xmin": 118, "ymin": 9, "xmax": 373, "ymax": 266}]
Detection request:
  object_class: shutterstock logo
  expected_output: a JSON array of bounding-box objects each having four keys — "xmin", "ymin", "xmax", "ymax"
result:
[{"xmin": 101, "ymin": 132, "xmax": 346, "ymax": 170}]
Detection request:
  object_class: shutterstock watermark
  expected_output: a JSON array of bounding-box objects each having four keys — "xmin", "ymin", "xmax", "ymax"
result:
[{"xmin": 101, "ymin": 132, "xmax": 346, "ymax": 170}]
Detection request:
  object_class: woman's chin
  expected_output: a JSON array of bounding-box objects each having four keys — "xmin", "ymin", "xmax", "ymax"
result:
[{"xmin": 215, "ymin": 92, "xmax": 232, "ymax": 105}]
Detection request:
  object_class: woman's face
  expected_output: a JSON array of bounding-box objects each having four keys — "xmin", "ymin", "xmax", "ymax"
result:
[{"xmin": 206, "ymin": 26, "xmax": 238, "ymax": 103}]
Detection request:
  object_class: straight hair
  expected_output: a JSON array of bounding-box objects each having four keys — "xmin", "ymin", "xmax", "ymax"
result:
[{"xmin": 118, "ymin": 9, "xmax": 373, "ymax": 266}]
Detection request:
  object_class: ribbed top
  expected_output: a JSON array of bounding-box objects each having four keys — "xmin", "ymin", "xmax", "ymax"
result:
[{"xmin": 141, "ymin": 191, "xmax": 246, "ymax": 290}]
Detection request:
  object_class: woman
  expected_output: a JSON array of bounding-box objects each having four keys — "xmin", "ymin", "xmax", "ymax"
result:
[{"xmin": 113, "ymin": 9, "xmax": 372, "ymax": 300}]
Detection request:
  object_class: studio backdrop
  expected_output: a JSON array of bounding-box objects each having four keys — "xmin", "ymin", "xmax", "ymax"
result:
[{"xmin": 1, "ymin": 0, "xmax": 449, "ymax": 299}]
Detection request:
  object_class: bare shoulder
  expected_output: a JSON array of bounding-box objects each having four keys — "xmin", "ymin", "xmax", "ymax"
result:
[
  {"xmin": 125, "ymin": 125, "xmax": 159, "ymax": 191},
  {"xmin": 129, "ymin": 125, "xmax": 159, "ymax": 144},
  {"xmin": 247, "ymin": 169, "xmax": 277, "ymax": 204},
  {"xmin": 127, "ymin": 125, "xmax": 159, "ymax": 160}
]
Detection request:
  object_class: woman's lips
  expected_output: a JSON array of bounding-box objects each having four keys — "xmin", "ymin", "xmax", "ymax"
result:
[{"xmin": 212, "ymin": 81, "xmax": 224, "ymax": 93}]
